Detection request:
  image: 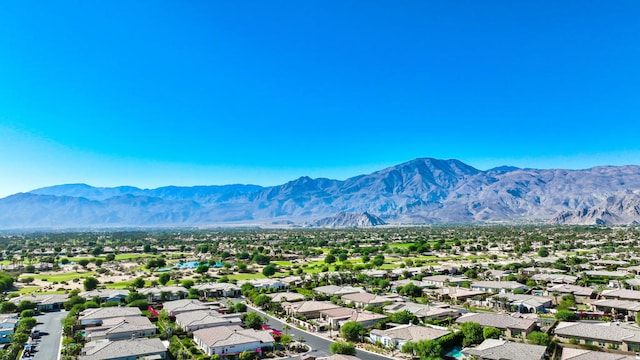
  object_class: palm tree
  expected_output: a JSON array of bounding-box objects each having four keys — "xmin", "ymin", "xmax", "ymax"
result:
[{"xmin": 283, "ymin": 323, "xmax": 290, "ymax": 336}]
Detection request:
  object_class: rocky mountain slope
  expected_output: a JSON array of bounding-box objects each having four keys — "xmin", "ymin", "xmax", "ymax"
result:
[
  {"xmin": 2, "ymin": 157, "xmax": 640, "ymax": 228},
  {"xmin": 308, "ymin": 212, "xmax": 387, "ymax": 228}
]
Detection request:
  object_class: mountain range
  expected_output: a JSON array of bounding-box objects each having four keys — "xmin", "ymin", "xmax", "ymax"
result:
[{"xmin": 2, "ymin": 157, "xmax": 640, "ymax": 229}]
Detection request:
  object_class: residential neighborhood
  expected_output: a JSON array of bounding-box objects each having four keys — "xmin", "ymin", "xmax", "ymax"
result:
[{"xmin": 1, "ymin": 227, "xmax": 640, "ymax": 360}]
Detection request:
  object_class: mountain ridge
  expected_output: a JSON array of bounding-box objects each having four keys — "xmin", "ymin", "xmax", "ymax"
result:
[{"xmin": 3, "ymin": 157, "xmax": 640, "ymax": 229}]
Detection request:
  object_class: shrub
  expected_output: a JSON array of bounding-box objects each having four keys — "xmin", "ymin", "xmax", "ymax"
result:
[
  {"xmin": 20, "ymin": 309, "xmax": 36, "ymax": 318},
  {"xmin": 330, "ymin": 341, "xmax": 356, "ymax": 355}
]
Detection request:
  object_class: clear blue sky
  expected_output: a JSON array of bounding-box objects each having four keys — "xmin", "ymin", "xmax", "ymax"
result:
[{"xmin": 1, "ymin": 1, "xmax": 639, "ymax": 197}]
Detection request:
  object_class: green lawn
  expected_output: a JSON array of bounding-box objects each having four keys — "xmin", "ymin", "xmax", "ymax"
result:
[
  {"xmin": 227, "ymin": 273, "xmax": 266, "ymax": 280},
  {"xmin": 272, "ymin": 261, "xmax": 293, "ymax": 266},
  {"xmin": 17, "ymin": 286, "xmax": 40, "ymax": 294},
  {"xmin": 389, "ymin": 243, "xmax": 414, "ymax": 248},
  {"xmin": 20, "ymin": 271, "xmax": 95, "ymax": 282},
  {"xmin": 115, "ymin": 254, "xmax": 158, "ymax": 261},
  {"xmin": 104, "ymin": 279, "xmax": 153, "ymax": 289},
  {"xmin": 16, "ymin": 286, "xmax": 66, "ymax": 295}
]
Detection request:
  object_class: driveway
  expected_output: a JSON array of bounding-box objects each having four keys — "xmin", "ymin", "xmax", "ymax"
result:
[{"xmin": 31, "ymin": 311, "xmax": 66, "ymax": 360}]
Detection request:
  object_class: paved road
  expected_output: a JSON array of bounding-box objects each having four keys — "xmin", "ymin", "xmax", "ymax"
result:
[
  {"xmin": 247, "ymin": 305, "xmax": 393, "ymax": 360},
  {"xmin": 32, "ymin": 311, "xmax": 65, "ymax": 360}
]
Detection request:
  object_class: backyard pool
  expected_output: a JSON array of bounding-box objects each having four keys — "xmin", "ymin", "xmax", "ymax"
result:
[{"xmin": 444, "ymin": 346, "xmax": 463, "ymax": 359}]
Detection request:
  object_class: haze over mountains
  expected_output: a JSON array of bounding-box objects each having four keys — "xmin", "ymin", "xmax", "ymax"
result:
[{"xmin": 2, "ymin": 157, "xmax": 640, "ymax": 229}]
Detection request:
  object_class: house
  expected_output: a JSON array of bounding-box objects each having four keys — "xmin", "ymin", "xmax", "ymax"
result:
[
  {"xmin": 600, "ymin": 289, "xmax": 640, "ymax": 302},
  {"xmin": 546, "ymin": 284, "xmax": 594, "ymax": 303},
  {"xmin": 283, "ymin": 301, "xmax": 341, "ymax": 319},
  {"xmin": 139, "ymin": 286, "xmax": 188, "ymax": 302},
  {"xmin": 9, "ymin": 294, "xmax": 69, "ymax": 312},
  {"xmin": 584, "ymin": 270, "xmax": 628, "ymax": 279},
  {"xmin": 0, "ymin": 315, "xmax": 18, "ymax": 344},
  {"xmin": 279, "ymin": 276, "xmax": 304, "ymax": 288},
  {"xmin": 390, "ymin": 279, "xmax": 431, "ymax": 292},
  {"xmin": 591, "ymin": 299, "xmax": 640, "ymax": 318},
  {"xmin": 369, "ymin": 324, "xmax": 450, "ymax": 350},
  {"xmin": 192, "ymin": 283, "xmax": 241, "ymax": 298},
  {"xmin": 383, "ymin": 302, "xmax": 460, "ymax": 321},
  {"xmin": 193, "ymin": 326, "xmax": 274, "ymax": 356},
  {"xmin": 470, "ymin": 281, "xmax": 529, "ymax": 294},
  {"xmin": 313, "ymin": 285, "xmax": 364, "ymax": 297},
  {"xmin": 531, "ymin": 273, "xmax": 578, "ymax": 284},
  {"xmin": 78, "ymin": 307, "xmax": 143, "ymax": 327},
  {"xmin": 555, "ymin": 321, "xmax": 640, "ymax": 352},
  {"xmin": 79, "ymin": 290, "xmax": 130, "ymax": 303},
  {"xmin": 561, "ymin": 348, "xmax": 637, "ymax": 360},
  {"xmin": 486, "ymin": 293, "xmax": 552, "ymax": 313},
  {"xmin": 84, "ymin": 316, "xmax": 156, "ymax": 341},
  {"xmin": 175, "ymin": 310, "xmax": 242, "ymax": 332},
  {"xmin": 391, "ymin": 267, "xmax": 428, "ymax": 278},
  {"xmin": 162, "ymin": 299, "xmax": 210, "ymax": 317},
  {"xmin": 237, "ymin": 278, "xmax": 286, "ymax": 291},
  {"xmin": 318, "ymin": 307, "xmax": 387, "ymax": 330},
  {"xmin": 340, "ymin": 292, "xmax": 399, "ymax": 308},
  {"xmin": 267, "ymin": 292, "xmax": 306, "ymax": 303},
  {"xmin": 485, "ymin": 269, "xmax": 512, "ymax": 280},
  {"xmin": 428, "ymin": 287, "xmax": 486, "ymax": 303},
  {"xmin": 624, "ymin": 278, "xmax": 640, "ymax": 289},
  {"xmin": 79, "ymin": 338, "xmax": 166, "ymax": 360},
  {"xmin": 461, "ymin": 339, "xmax": 546, "ymax": 360},
  {"xmin": 455, "ymin": 313, "xmax": 537, "ymax": 338},
  {"xmin": 421, "ymin": 275, "xmax": 468, "ymax": 288}
]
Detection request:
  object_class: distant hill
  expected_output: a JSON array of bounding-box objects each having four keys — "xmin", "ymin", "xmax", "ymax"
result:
[
  {"xmin": 308, "ymin": 212, "xmax": 386, "ymax": 228},
  {"xmin": 3, "ymin": 157, "xmax": 640, "ymax": 228}
]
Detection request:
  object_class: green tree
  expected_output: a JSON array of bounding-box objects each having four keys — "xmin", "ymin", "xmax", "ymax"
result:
[
  {"xmin": 537, "ymin": 247, "xmax": 549, "ymax": 257},
  {"xmin": 242, "ymin": 312, "xmax": 266, "ymax": 330},
  {"xmin": 78, "ymin": 259, "xmax": 90, "ymax": 268},
  {"xmin": 252, "ymin": 294, "xmax": 271, "ymax": 307},
  {"xmin": 399, "ymin": 283, "xmax": 423, "ymax": 298},
  {"xmin": 324, "ymin": 254, "xmax": 336, "ymax": 264},
  {"xmin": 17, "ymin": 300, "xmax": 37, "ymax": 312},
  {"xmin": 483, "ymin": 326, "xmax": 501, "ymax": 340},
  {"xmin": 20, "ymin": 309, "xmax": 36, "ymax": 318},
  {"xmin": 132, "ymin": 277, "xmax": 146, "ymax": 289},
  {"xmin": 558, "ymin": 294, "xmax": 576, "ymax": 311},
  {"xmin": 63, "ymin": 296, "xmax": 85, "ymax": 311},
  {"xmin": 372, "ymin": 254, "xmax": 385, "ymax": 267},
  {"xmin": 527, "ymin": 331, "xmax": 550, "ymax": 346},
  {"xmin": 390, "ymin": 310, "xmax": 418, "ymax": 324},
  {"xmin": 83, "ymin": 276, "xmax": 99, "ymax": 291},
  {"xmin": 461, "ymin": 322, "xmax": 483, "ymax": 347},
  {"xmin": 413, "ymin": 339, "xmax": 443, "ymax": 360},
  {"xmin": 555, "ymin": 310, "xmax": 578, "ymax": 321},
  {"xmin": 330, "ymin": 341, "xmax": 356, "ymax": 355},
  {"xmin": 262, "ymin": 264, "xmax": 277, "ymax": 277},
  {"xmin": 233, "ymin": 302, "xmax": 247, "ymax": 313},
  {"xmin": 340, "ymin": 321, "xmax": 364, "ymax": 342},
  {"xmin": 158, "ymin": 273, "xmax": 171, "ymax": 286},
  {"xmin": 239, "ymin": 351, "xmax": 255, "ymax": 360},
  {"xmin": 128, "ymin": 299, "xmax": 149, "ymax": 309},
  {"xmin": 196, "ymin": 264, "xmax": 209, "ymax": 274},
  {"xmin": 0, "ymin": 302, "xmax": 17, "ymax": 313}
]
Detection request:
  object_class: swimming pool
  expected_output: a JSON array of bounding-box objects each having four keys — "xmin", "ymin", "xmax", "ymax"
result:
[{"xmin": 444, "ymin": 346, "xmax": 463, "ymax": 359}]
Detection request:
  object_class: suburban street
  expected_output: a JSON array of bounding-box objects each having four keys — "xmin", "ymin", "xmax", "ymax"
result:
[
  {"xmin": 247, "ymin": 304, "xmax": 394, "ymax": 360},
  {"xmin": 32, "ymin": 311, "xmax": 65, "ymax": 360}
]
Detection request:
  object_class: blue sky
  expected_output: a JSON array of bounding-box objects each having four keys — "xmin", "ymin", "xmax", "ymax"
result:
[{"xmin": 1, "ymin": 1, "xmax": 639, "ymax": 197}]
